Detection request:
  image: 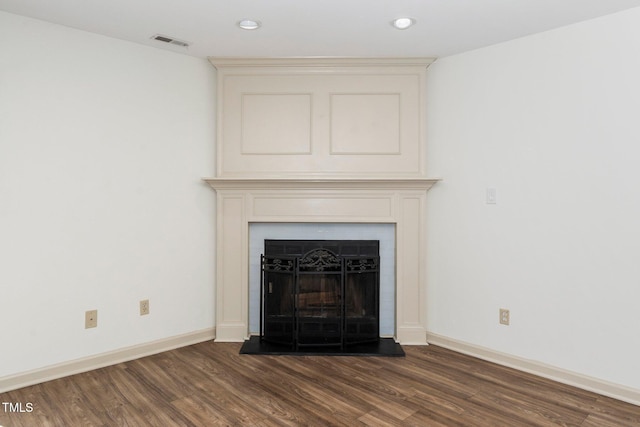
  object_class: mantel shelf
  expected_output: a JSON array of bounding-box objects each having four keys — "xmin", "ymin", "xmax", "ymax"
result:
[{"xmin": 203, "ymin": 177, "xmax": 441, "ymax": 192}]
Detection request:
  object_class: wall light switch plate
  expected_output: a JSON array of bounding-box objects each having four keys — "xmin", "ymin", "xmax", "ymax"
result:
[{"xmin": 486, "ymin": 187, "xmax": 497, "ymax": 204}]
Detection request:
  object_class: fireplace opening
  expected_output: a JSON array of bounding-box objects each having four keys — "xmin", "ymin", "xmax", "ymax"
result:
[{"xmin": 260, "ymin": 240, "xmax": 380, "ymax": 350}]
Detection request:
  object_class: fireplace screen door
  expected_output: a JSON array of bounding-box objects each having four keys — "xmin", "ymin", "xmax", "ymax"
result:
[{"xmin": 261, "ymin": 240, "xmax": 380, "ymax": 350}]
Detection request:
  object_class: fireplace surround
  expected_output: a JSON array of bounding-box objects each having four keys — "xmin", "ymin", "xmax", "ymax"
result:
[
  {"xmin": 204, "ymin": 178, "xmax": 438, "ymax": 344},
  {"xmin": 205, "ymin": 57, "xmax": 438, "ymax": 345}
]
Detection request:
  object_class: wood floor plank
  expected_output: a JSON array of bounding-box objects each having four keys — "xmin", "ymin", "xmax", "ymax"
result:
[
  {"xmin": 588, "ymin": 395, "xmax": 640, "ymax": 425},
  {"xmin": 1, "ymin": 341, "xmax": 638, "ymax": 427},
  {"xmin": 262, "ymin": 356, "xmax": 418, "ymax": 421},
  {"xmin": 358, "ymin": 409, "xmax": 416, "ymax": 427},
  {"xmin": 194, "ymin": 349, "xmax": 359, "ymax": 426},
  {"xmin": 580, "ymin": 413, "xmax": 639, "ymax": 427},
  {"xmin": 406, "ymin": 387, "xmax": 524, "ymax": 427},
  {"xmin": 403, "ymin": 408, "xmax": 471, "ymax": 427},
  {"xmin": 38, "ymin": 377, "xmax": 105, "ymax": 427},
  {"xmin": 466, "ymin": 387, "xmax": 588, "ymax": 426}
]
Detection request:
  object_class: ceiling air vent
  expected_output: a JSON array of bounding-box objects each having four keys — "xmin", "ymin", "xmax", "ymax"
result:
[{"xmin": 151, "ymin": 34, "xmax": 190, "ymax": 48}]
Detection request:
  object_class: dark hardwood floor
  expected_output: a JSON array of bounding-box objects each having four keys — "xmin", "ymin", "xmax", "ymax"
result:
[{"xmin": 1, "ymin": 342, "xmax": 638, "ymax": 426}]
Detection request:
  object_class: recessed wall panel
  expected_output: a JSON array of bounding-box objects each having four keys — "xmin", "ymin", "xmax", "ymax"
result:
[
  {"xmin": 252, "ymin": 195, "xmax": 393, "ymax": 219},
  {"xmin": 212, "ymin": 58, "xmax": 433, "ymax": 177},
  {"xmin": 330, "ymin": 94, "xmax": 401, "ymax": 154},
  {"xmin": 241, "ymin": 94, "xmax": 312, "ymax": 154}
]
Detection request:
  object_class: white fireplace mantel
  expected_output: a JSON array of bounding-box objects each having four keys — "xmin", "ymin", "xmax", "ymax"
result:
[
  {"xmin": 204, "ymin": 177, "xmax": 439, "ymax": 344},
  {"xmin": 205, "ymin": 57, "xmax": 438, "ymax": 345}
]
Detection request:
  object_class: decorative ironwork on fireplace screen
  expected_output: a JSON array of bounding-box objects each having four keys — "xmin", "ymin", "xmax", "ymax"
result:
[{"xmin": 260, "ymin": 240, "xmax": 380, "ymax": 350}]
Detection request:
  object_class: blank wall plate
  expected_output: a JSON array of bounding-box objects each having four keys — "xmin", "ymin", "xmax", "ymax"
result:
[{"xmin": 85, "ymin": 310, "xmax": 98, "ymax": 329}]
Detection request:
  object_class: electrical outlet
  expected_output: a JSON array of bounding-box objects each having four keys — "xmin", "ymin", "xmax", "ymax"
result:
[
  {"xmin": 140, "ymin": 299, "xmax": 150, "ymax": 316},
  {"xmin": 85, "ymin": 310, "xmax": 98, "ymax": 329},
  {"xmin": 499, "ymin": 308, "xmax": 510, "ymax": 325}
]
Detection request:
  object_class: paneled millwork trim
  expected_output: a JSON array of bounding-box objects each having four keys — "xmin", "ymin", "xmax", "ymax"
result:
[
  {"xmin": 205, "ymin": 178, "xmax": 439, "ymax": 344},
  {"xmin": 209, "ymin": 58, "xmax": 434, "ymax": 178}
]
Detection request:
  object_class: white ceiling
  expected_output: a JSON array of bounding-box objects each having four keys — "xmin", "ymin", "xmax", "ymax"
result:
[{"xmin": 1, "ymin": 0, "xmax": 640, "ymax": 59}]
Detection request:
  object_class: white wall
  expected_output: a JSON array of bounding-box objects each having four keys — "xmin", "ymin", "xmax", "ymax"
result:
[
  {"xmin": 426, "ymin": 8, "xmax": 640, "ymax": 390},
  {"xmin": 3, "ymin": 5, "xmax": 640, "ymax": 397},
  {"xmin": 0, "ymin": 11, "xmax": 216, "ymax": 378}
]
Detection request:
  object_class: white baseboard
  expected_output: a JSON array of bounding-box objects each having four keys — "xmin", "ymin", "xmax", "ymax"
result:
[
  {"xmin": 4, "ymin": 329, "xmax": 637, "ymax": 407},
  {"xmin": 0, "ymin": 327, "xmax": 216, "ymax": 394},
  {"xmin": 426, "ymin": 332, "xmax": 640, "ymax": 407}
]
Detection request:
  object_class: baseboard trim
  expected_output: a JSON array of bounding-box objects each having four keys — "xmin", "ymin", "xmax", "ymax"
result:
[
  {"xmin": 426, "ymin": 332, "xmax": 640, "ymax": 407},
  {"xmin": 0, "ymin": 327, "xmax": 216, "ymax": 393}
]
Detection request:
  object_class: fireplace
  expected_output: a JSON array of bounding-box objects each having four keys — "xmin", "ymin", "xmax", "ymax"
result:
[
  {"xmin": 205, "ymin": 58, "xmax": 438, "ymax": 345},
  {"xmin": 204, "ymin": 178, "xmax": 438, "ymax": 345},
  {"xmin": 261, "ymin": 240, "xmax": 380, "ymax": 350}
]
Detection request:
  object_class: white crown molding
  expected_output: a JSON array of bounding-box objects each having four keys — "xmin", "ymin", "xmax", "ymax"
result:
[{"xmin": 208, "ymin": 57, "xmax": 436, "ymax": 69}]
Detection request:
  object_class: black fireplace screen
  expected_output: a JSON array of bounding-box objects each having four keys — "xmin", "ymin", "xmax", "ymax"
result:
[{"xmin": 260, "ymin": 240, "xmax": 380, "ymax": 350}]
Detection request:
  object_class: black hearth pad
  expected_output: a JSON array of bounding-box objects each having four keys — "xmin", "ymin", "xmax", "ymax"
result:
[{"xmin": 239, "ymin": 336, "xmax": 405, "ymax": 357}]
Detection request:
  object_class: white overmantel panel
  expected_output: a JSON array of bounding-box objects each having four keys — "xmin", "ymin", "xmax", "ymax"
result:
[
  {"xmin": 208, "ymin": 57, "xmax": 435, "ymax": 179},
  {"xmin": 204, "ymin": 178, "xmax": 439, "ymax": 344}
]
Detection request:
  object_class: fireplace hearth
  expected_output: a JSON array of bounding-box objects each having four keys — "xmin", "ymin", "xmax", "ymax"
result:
[{"xmin": 240, "ymin": 240, "xmax": 404, "ymax": 356}]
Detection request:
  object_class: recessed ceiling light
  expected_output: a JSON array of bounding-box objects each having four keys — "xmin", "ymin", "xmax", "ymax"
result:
[
  {"xmin": 392, "ymin": 17, "xmax": 415, "ymax": 30},
  {"xmin": 238, "ymin": 19, "xmax": 261, "ymax": 30}
]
